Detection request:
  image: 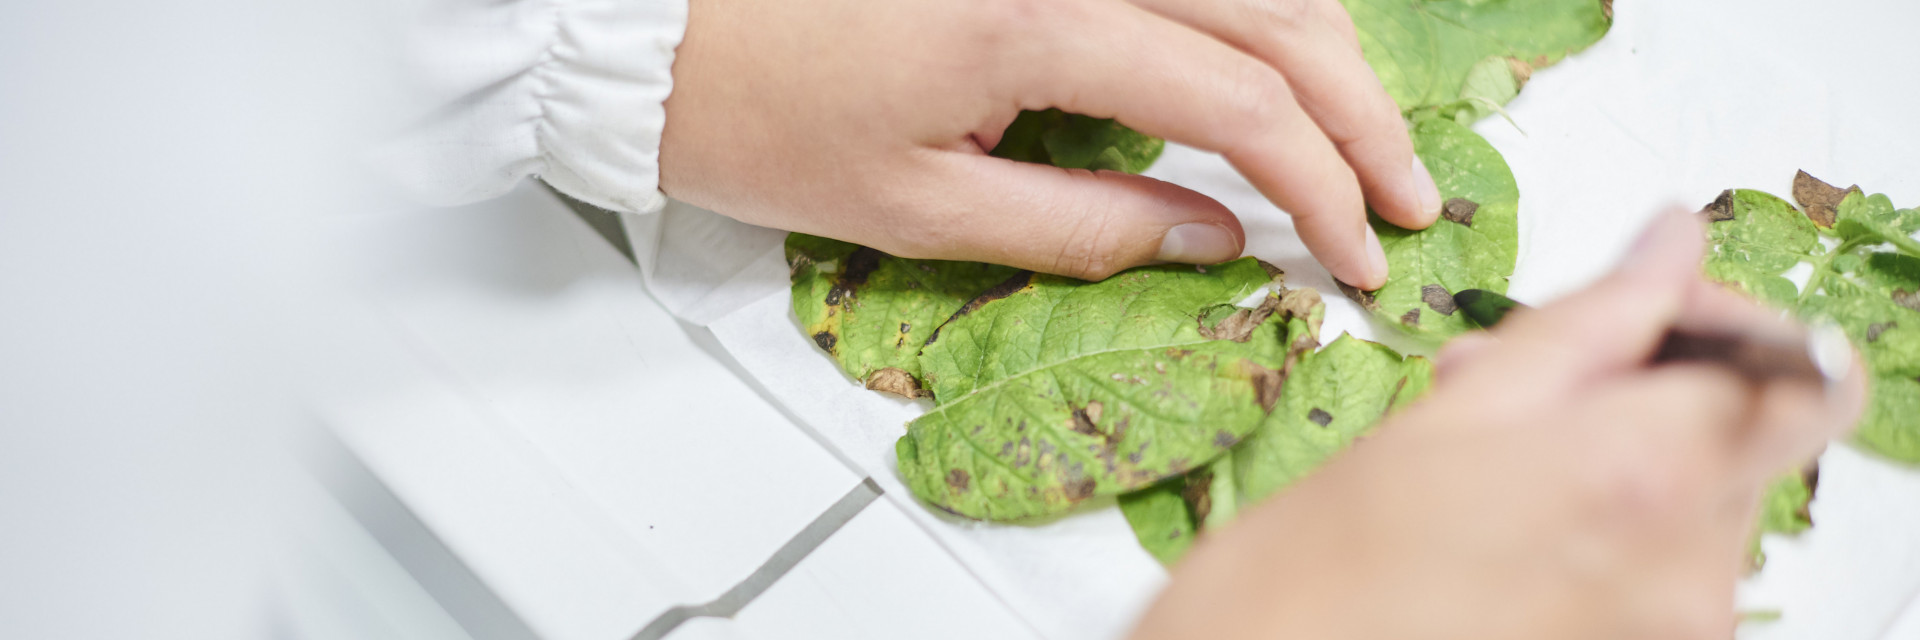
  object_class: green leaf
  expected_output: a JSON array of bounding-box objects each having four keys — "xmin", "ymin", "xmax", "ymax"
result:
[
  {"xmin": 786, "ymin": 233, "xmax": 1022, "ymax": 396},
  {"xmin": 1751, "ymin": 469, "xmax": 1814, "ymax": 569},
  {"xmin": 1702, "ymin": 189, "xmax": 1824, "ymax": 307},
  {"xmin": 1801, "ymin": 253, "xmax": 1920, "ymax": 464},
  {"xmin": 1231, "ymin": 334, "xmax": 1435, "ymax": 503},
  {"xmin": 1340, "ymin": 0, "xmax": 1611, "ymax": 113},
  {"xmin": 1120, "ymin": 333, "xmax": 1433, "ymax": 565},
  {"xmin": 897, "ymin": 260, "xmax": 1326, "ymax": 520},
  {"xmin": 989, "ymin": 109, "xmax": 1165, "ymax": 174},
  {"xmin": 1345, "ymin": 116, "xmax": 1519, "ymax": 342},
  {"xmin": 1702, "ymin": 173, "xmax": 1920, "ymax": 466}
]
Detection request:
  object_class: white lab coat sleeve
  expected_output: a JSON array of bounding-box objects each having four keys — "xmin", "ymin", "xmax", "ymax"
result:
[{"xmin": 379, "ymin": 0, "xmax": 687, "ymax": 214}]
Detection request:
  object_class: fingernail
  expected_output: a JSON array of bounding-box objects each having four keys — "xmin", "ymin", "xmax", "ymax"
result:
[
  {"xmin": 1411, "ymin": 154, "xmax": 1443, "ymax": 219},
  {"xmin": 1364, "ymin": 224, "xmax": 1389, "ymax": 286},
  {"xmin": 1156, "ymin": 223, "xmax": 1239, "ymax": 265}
]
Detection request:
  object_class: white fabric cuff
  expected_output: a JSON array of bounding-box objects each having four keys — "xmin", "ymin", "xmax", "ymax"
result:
[{"xmin": 382, "ymin": 0, "xmax": 688, "ymax": 214}]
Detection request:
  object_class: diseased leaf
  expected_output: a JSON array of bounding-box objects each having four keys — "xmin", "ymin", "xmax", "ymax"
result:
[
  {"xmin": 1751, "ymin": 468, "xmax": 1815, "ymax": 570},
  {"xmin": 1353, "ymin": 116, "xmax": 1519, "ymax": 341},
  {"xmin": 1702, "ymin": 189, "xmax": 1823, "ymax": 307},
  {"xmin": 1703, "ymin": 173, "xmax": 1920, "ymax": 466},
  {"xmin": 1340, "ymin": 0, "xmax": 1611, "ymax": 114},
  {"xmin": 1120, "ymin": 333, "xmax": 1434, "ymax": 565},
  {"xmin": 1231, "ymin": 334, "xmax": 1435, "ymax": 504},
  {"xmin": 989, "ymin": 109, "xmax": 1165, "ymax": 174},
  {"xmin": 898, "ymin": 260, "xmax": 1319, "ymax": 520},
  {"xmin": 787, "ymin": 234, "xmax": 1021, "ymax": 392}
]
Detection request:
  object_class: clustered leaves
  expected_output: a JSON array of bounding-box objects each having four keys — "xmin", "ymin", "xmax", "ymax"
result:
[
  {"xmin": 784, "ymin": 0, "xmax": 1622, "ymax": 565},
  {"xmin": 1702, "ymin": 171, "xmax": 1920, "ymax": 468},
  {"xmin": 791, "ymin": 234, "xmax": 1430, "ymax": 525}
]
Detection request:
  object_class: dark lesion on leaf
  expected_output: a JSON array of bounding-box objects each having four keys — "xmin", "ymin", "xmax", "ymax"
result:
[
  {"xmin": 1868, "ymin": 321, "xmax": 1897, "ymax": 343},
  {"xmin": 1198, "ymin": 294, "xmax": 1283, "ymax": 342},
  {"xmin": 1401, "ymin": 308, "xmax": 1422, "ymax": 326},
  {"xmin": 1180, "ymin": 468, "xmax": 1215, "ymax": 525},
  {"xmin": 1069, "ymin": 401, "xmax": 1105, "ymax": 437},
  {"xmin": 1213, "ymin": 430, "xmax": 1238, "ymax": 449},
  {"xmin": 1702, "ymin": 189, "xmax": 1736, "ymax": 223},
  {"xmin": 1245, "ymin": 362, "xmax": 1285, "ymax": 413},
  {"xmin": 1894, "ymin": 289, "xmax": 1920, "ymax": 314},
  {"xmin": 865, "ymin": 366, "xmax": 931, "ymax": 399},
  {"xmin": 1256, "ymin": 259, "xmax": 1286, "ymax": 281},
  {"xmin": 1421, "ymin": 284, "xmax": 1457, "ymax": 316},
  {"xmin": 922, "ymin": 271, "xmax": 1035, "ymax": 346},
  {"xmin": 823, "ymin": 247, "xmax": 882, "ymax": 306},
  {"xmin": 1441, "ymin": 197, "xmax": 1479, "ymax": 226},
  {"xmin": 1338, "ymin": 282, "xmax": 1381, "ymax": 312},
  {"xmin": 946, "ymin": 468, "xmax": 971, "ymax": 492},
  {"xmin": 1792, "ymin": 170, "xmax": 1860, "ymax": 229},
  {"xmin": 812, "ymin": 331, "xmax": 838, "ymax": 353},
  {"xmin": 1307, "ymin": 407, "xmax": 1333, "ymax": 427}
]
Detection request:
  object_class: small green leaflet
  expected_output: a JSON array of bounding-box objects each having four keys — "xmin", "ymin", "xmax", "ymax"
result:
[
  {"xmin": 1345, "ymin": 116, "xmax": 1519, "ymax": 342},
  {"xmin": 1119, "ymin": 332, "xmax": 1435, "ymax": 565},
  {"xmin": 1701, "ymin": 171, "xmax": 1920, "ymax": 466},
  {"xmin": 989, "ymin": 109, "xmax": 1165, "ymax": 174},
  {"xmin": 899, "ymin": 260, "xmax": 1329, "ymax": 520},
  {"xmin": 1340, "ymin": 0, "xmax": 1612, "ymax": 115},
  {"xmin": 1752, "ymin": 469, "xmax": 1814, "ymax": 570},
  {"xmin": 787, "ymin": 234, "xmax": 1021, "ymax": 397}
]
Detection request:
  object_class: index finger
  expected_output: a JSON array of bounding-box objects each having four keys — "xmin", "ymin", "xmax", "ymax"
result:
[{"xmin": 1005, "ymin": 0, "xmax": 1380, "ymax": 287}]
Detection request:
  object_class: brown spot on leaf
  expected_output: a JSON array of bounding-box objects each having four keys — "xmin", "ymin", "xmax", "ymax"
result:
[
  {"xmin": 1213, "ymin": 430, "xmax": 1238, "ymax": 448},
  {"xmin": 1246, "ymin": 362, "xmax": 1284, "ymax": 413},
  {"xmin": 823, "ymin": 247, "xmax": 881, "ymax": 306},
  {"xmin": 1199, "ymin": 294, "xmax": 1283, "ymax": 342},
  {"xmin": 812, "ymin": 331, "xmax": 837, "ymax": 353},
  {"xmin": 1442, "ymin": 197, "xmax": 1479, "ymax": 226},
  {"xmin": 1307, "ymin": 408, "xmax": 1333, "ymax": 427},
  {"xmin": 899, "ymin": 322, "xmax": 910, "ymax": 333},
  {"xmin": 924, "ymin": 271, "xmax": 1034, "ymax": 346},
  {"xmin": 1181, "ymin": 469, "xmax": 1215, "ymax": 525},
  {"xmin": 946, "ymin": 468, "xmax": 970, "ymax": 492},
  {"xmin": 1895, "ymin": 289, "xmax": 1920, "ymax": 313},
  {"xmin": 1383, "ymin": 375, "xmax": 1413, "ymax": 414},
  {"xmin": 1422, "ymin": 284, "xmax": 1457, "ymax": 316},
  {"xmin": 1256, "ymin": 259, "xmax": 1286, "ymax": 281},
  {"xmin": 1601, "ymin": 0, "xmax": 1612, "ymax": 20},
  {"xmin": 1279, "ymin": 287, "xmax": 1323, "ymax": 322},
  {"xmin": 1802, "ymin": 460, "xmax": 1822, "ymax": 498},
  {"xmin": 1070, "ymin": 401, "xmax": 1104, "ymax": 436},
  {"xmin": 1507, "ymin": 57, "xmax": 1534, "ymax": 88},
  {"xmin": 1065, "ymin": 476, "xmax": 1097, "ymax": 500},
  {"xmin": 1338, "ymin": 282, "xmax": 1380, "ymax": 312},
  {"xmin": 865, "ymin": 367, "xmax": 931, "ymax": 398},
  {"xmin": 1792, "ymin": 170, "xmax": 1860, "ymax": 228},
  {"xmin": 1401, "ymin": 308, "xmax": 1422, "ymax": 326},
  {"xmin": 1869, "ymin": 321, "xmax": 1897, "ymax": 343},
  {"xmin": 1702, "ymin": 189, "xmax": 1736, "ymax": 223}
]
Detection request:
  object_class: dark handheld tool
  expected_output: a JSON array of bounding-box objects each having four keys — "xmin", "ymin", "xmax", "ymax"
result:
[{"xmin": 1452, "ymin": 289, "xmax": 1832, "ymax": 383}]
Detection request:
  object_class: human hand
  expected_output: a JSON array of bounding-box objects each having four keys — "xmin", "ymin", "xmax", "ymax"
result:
[
  {"xmin": 659, "ymin": 0, "xmax": 1442, "ymax": 288},
  {"xmin": 1128, "ymin": 210, "xmax": 1866, "ymax": 640}
]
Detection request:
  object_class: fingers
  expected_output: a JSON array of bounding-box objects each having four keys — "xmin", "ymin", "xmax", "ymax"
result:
[
  {"xmin": 1007, "ymin": 0, "xmax": 1383, "ymax": 287},
  {"xmin": 1674, "ymin": 281, "xmax": 1863, "ymax": 485},
  {"xmin": 1126, "ymin": 0, "xmax": 1441, "ymax": 229},
  {"xmin": 865, "ymin": 152, "xmax": 1243, "ymax": 279}
]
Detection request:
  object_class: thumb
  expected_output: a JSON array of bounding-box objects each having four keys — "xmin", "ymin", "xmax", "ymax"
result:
[{"xmin": 870, "ymin": 153, "xmax": 1245, "ymax": 280}]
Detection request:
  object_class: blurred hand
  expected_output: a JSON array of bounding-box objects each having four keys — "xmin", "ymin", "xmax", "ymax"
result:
[
  {"xmin": 1130, "ymin": 210, "xmax": 1866, "ymax": 640},
  {"xmin": 660, "ymin": 0, "xmax": 1442, "ymax": 287}
]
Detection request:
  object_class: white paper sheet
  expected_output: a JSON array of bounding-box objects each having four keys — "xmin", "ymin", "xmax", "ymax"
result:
[{"xmin": 629, "ymin": 1, "xmax": 1920, "ymax": 638}]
